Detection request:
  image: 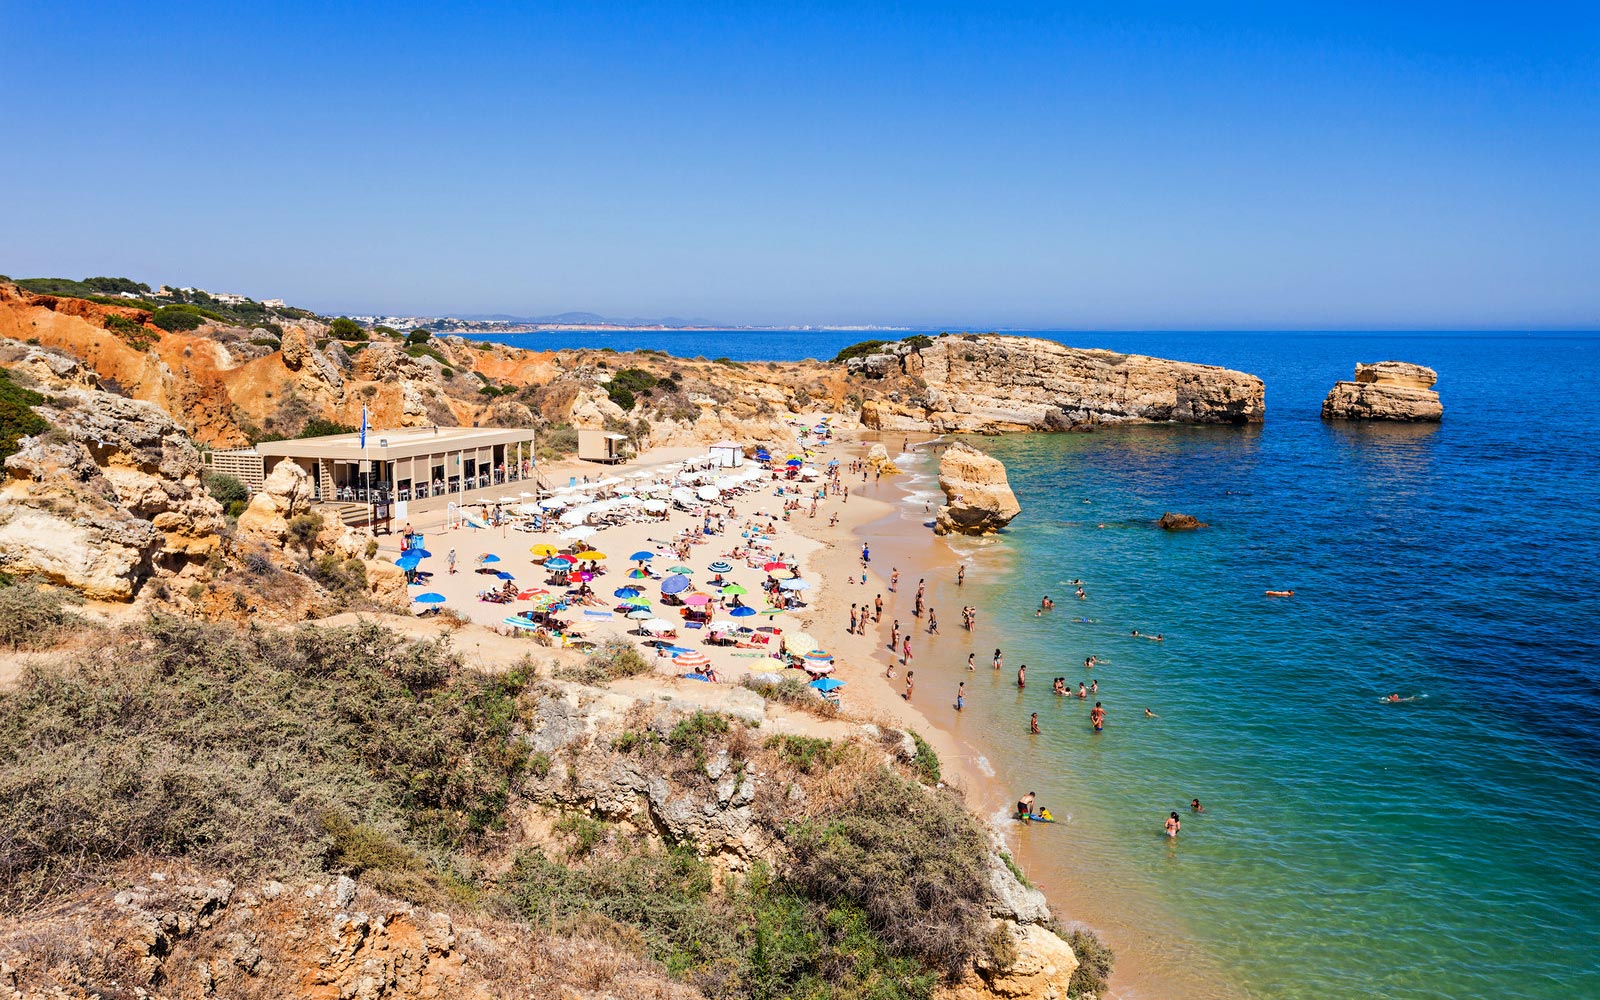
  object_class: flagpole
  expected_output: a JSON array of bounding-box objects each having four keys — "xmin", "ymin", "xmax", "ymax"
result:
[{"xmin": 361, "ymin": 406, "xmax": 371, "ymax": 531}]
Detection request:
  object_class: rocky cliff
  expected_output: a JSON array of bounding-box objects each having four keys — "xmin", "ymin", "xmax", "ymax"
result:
[
  {"xmin": 0, "ymin": 345, "xmax": 226, "ymax": 599},
  {"xmin": 934, "ymin": 441, "xmax": 1022, "ymax": 536},
  {"xmin": 0, "ymin": 286, "xmax": 1267, "ymax": 456},
  {"xmin": 854, "ymin": 334, "xmax": 1265, "ymax": 431},
  {"xmin": 1321, "ymin": 361, "xmax": 1443, "ymax": 421}
]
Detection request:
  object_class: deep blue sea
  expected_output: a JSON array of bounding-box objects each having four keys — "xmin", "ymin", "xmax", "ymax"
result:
[{"xmin": 487, "ymin": 328, "xmax": 1600, "ymax": 998}]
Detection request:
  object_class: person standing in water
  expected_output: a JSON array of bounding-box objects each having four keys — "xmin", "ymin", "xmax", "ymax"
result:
[
  {"xmin": 1017, "ymin": 791, "xmax": 1037, "ymax": 822},
  {"xmin": 1090, "ymin": 701, "xmax": 1106, "ymax": 733},
  {"xmin": 957, "ymin": 564, "xmax": 965, "ymax": 586},
  {"xmin": 1165, "ymin": 811, "xmax": 1181, "ymax": 838},
  {"xmin": 967, "ymin": 652, "xmax": 976, "ymax": 671},
  {"xmin": 956, "ymin": 681, "xmax": 965, "ymax": 711},
  {"xmin": 993, "ymin": 648, "xmax": 1003, "ymax": 671},
  {"xmin": 903, "ymin": 670, "xmax": 914, "ymax": 701},
  {"xmin": 1017, "ymin": 664, "xmax": 1027, "ymax": 688},
  {"xmin": 1030, "ymin": 712, "xmax": 1040, "ymax": 734},
  {"xmin": 902, "ymin": 636, "xmax": 913, "ymax": 665},
  {"xmin": 890, "ymin": 621, "xmax": 900, "ymax": 652},
  {"xmin": 874, "ymin": 594, "xmax": 883, "ymax": 621}
]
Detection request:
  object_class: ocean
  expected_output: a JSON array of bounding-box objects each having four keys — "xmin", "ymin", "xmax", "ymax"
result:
[{"xmin": 486, "ymin": 327, "xmax": 1600, "ymax": 998}]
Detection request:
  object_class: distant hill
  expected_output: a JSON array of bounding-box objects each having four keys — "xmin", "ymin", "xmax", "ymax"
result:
[{"xmin": 455, "ymin": 311, "xmax": 722, "ymax": 327}]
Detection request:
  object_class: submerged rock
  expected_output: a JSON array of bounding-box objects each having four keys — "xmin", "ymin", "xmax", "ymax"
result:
[
  {"xmin": 934, "ymin": 441, "xmax": 1021, "ymax": 536},
  {"xmin": 1322, "ymin": 361, "xmax": 1443, "ymax": 422}
]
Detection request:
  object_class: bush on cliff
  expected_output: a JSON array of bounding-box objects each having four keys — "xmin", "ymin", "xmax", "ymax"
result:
[
  {"xmin": 0, "ymin": 579, "xmax": 85, "ymax": 651},
  {"xmin": 832, "ymin": 339, "xmax": 889, "ymax": 363},
  {"xmin": 0, "ymin": 616, "xmax": 532, "ymax": 909},
  {"xmin": 0, "ymin": 368, "xmax": 48, "ymax": 463}
]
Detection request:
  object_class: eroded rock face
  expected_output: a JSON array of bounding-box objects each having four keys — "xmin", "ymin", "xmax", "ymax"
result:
[
  {"xmin": 236, "ymin": 461, "xmax": 317, "ymax": 550},
  {"xmin": 1322, "ymin": 362, "xmax": 1442, "ymax": 421},
  {"xmin": 862, "ymin": 335, "xmax": 1265, "ymax": 431},
  {"xmin": 0, "ymin": 387, "xmax": 226, "ymax": 599},
  {"xmin": 954, "ymin": 921, "xmax": 1081, "ymax": 1000},
  {"xmin": 934, "ymin": 441, "xmax": 1021, "ymax": 536}
]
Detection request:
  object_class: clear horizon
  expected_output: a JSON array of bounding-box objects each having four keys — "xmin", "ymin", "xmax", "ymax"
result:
[{"xmin": 5, "ymin": 2, "xmax": 1597, "ymax": 330}]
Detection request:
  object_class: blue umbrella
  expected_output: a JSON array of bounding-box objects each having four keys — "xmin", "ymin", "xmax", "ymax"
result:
[
  {"xmin": 729, "ymin": 605, "xmax": 756, "ymax": 617},
  {"xmin": 545, "ymin": 556, "xmax": 573, "ymax": 568},
  {"xmin": 660, "ymin": 574, "xmax": 691, "ymax": 595},
  {"xmin": 630, "ymin": 551, "xmax": 655, "ymax": 562},
  {"xmin": 809, "ymin": 677, "xmax": 845, "ymax": 692},
  {"xmin": 708, "ymin": 560, "xmax": 733, "ymax": 573},
  {"xmin": 827, "ymin": 459, "xmax": 838, "ymax": 467},
  {"xmin": 495, "ymin": 570, "xmax": 515, "ymax": 580},
  {"xmin": 613, "ymin": 586, "xmax": 641, "ymax": 598},
  {"xmin": 396, "ymin": 553, "xmax": 422, "ymax": 571},
  {"xmin": 481, "ymin": 554, "xmax": 501, "ymax": 563},
  {"xmin": 407, "ymin": 548, "xmax": 433, "ymax": 559},
  {"xmin": 754, "ymin": 449, "xmax": 771, "ymax": 461},
  {"xmin": 413, "ymin": 592, "xmax": 446, "ymax": 604}
]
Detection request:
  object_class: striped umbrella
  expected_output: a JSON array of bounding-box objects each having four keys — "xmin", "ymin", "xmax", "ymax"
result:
[
  {"xmin": 673, "ymin": 651, "xmax": 711, "ymax": 670},
  {"xmin": 803, "ymin": 649, "xmax": 834, "ymax": 663},
  {"xmin": 707, "ymin": 560, "xmax": 733, "ymax": 573}
]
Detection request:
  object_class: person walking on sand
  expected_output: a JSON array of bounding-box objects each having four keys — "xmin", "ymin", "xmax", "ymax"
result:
[
  {"xmin": 861, "ymin": 542, "xmax": 871, "ymax": 563},
  {"xmin": 927, "ymin": 609, "xmax": 939, "ymax": 634},
  {"xmin": 890, "ymin": 621, "xmax": 900, "ymax": 652},
  {"xmin": 1165, "ymin": 811, "xmax": 1181, "ymax": 838},
  {"xmin": 903, "ymin": 671, "xmax": 914, "ymax": 701},
  {"xmin": 1030, "ymin": 712, "xmax": 1040, "ymax": 734},
  {"xmin": 874, "ymin": 594, "xmax": 883, "ymax": 621},
  {"xmin": 848, "ymin": 604, "xmax": 858, "ymax": 633},
  {"xmin": 902, "ymin": 636, "xmax": 913, "ymax": 665},
  {"xmin": 889, "ymin": 568, "xmax": 899, "ymax": 592},
  {"xmin": 447, "ymin": 549, "xmax": 457, "ymax": 574},
  {"xmin": 1091, "ymin": 701, "xmax": 1106, "ymax": 733}
]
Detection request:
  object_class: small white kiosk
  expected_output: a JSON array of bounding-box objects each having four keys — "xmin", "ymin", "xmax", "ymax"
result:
[{"xmin": 709, "ymin": 440, "xmax": 744, "ymax": 468}]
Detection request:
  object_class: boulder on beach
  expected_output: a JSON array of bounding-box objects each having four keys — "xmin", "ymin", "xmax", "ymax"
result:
[
  {"xmin": 1322, "ymin": 361, "xmax": 1443, "ymax": 422},
  {"xmin": 1157, "ymin": 512, "xmax": 1207, "ymax": 531},
  {"xmin": 933, "ymin": 441, "xmax": 1021, "ymax": 536}
]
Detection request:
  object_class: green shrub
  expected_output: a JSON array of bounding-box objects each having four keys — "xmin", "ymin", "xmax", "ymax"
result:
[
  {"xmin": 784, "ymin": 768, "xmax": 989, "ymax": 976},
  {"xmin": 909, "ymin": 730, "xmax": 941, "ymax": 784},
  {"xmin": 286, "ymin": 512, "xmax": 324, "ymax": 554},
  {"xmin": 404, "ymin": 343, "xmax": 448, "ymax": 365},
  {"xmin": 0, "ymin": 368, "xmax": 48, "ymax": 462},
  {"xmin": 405, "ymin": 329, "xmax": 432, "ymax": 346},
  {"xmin": 903, "ymin": 334, "xmax": 934, "ymax": 351},
  {"xmin": 765, "ymin": 734, "xmax": 836, "ymax": 773},
  {"xmin": 555, "ymin": 637, "xmax": 653, "ymax": 685},
  {"xmin": 739, "ymin": 674, "xmax": 837, "ymax": 717},
  {"xmin": 203, "ymin": 470, "xmax": 248, "ymax": 507},
  {"xmin": 540, "ymin": 424, "xmax": 578, "ymax": 457},
  {"xmin": 832, "ymin": 339, "xmax": 889, "ymax": 363},
  {"xmin": 553, "ymin": 813, "xmax": 608, "ymax": 858},
  {"xmin": 983, "ymin": 923, "xmax": 1018, "ymax": 972},
  {"xmin": 999, "ymin": 850, "xmax": 1032, "ymax": 889},
  {"xmin": 150, "ymin": 304, "xmax": 221, "ymax": 332},
  {"xmin": 0, "ymin": 617, "xmax": 533, "ymax": 908},
  {"xmin": 606, "ymin": 368, "xmax": 658, "ymax": 411},
  {"xmin": 1067, "ymin": 929, "xmax": 1115, "ymax": 998},
  {"xmin": 329, "ymin": 317, "xmax": 367, "ymax": 341},
  {"xmin": 667, "ymin": 711, "xmax": 729, "ymax": 762},
  {"xmin": 0, "ymin": 580, "xmax": 85, "ymax": 651},
  {"xmin": 298, "ymin": 418, "xmax": 356, "ymax": 438}
]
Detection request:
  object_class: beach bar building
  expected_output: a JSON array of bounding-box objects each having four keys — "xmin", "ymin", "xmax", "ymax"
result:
[
  {"xmin": 709, "ymin": 440, "xmax": 744, "ymax": 467},
  {"xmin": 577, "ymin": 428, "xmax": 629, "ymax": 464},
  {"xmin": 204, "ymin": 425, "xmax": 539, "ymax": 504}
]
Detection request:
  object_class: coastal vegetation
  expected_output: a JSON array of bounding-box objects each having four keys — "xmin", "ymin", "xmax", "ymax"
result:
[
  {"xmin": 0, "ymin": 367, "xmax": 47, "ymax": 462},
  {"xmin": 0, "ymin": 615, "xmax": 1046, "ymax": 999}
]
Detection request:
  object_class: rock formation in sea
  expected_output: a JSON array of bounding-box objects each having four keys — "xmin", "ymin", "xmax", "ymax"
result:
[
  {"xmin": 1158, "ymin": 512, "xmax": 1208, "ymax": 530},
  {"xmin": 934, "ymin": 441, "xmax": 1022, "ymax": 536},
  {"xmin": 1321, "ymin": 361, "xmax": 1443, "ymax": 422},
  {"xmin": 854, "ymin": 334, "xmax": 1265, "ymax": 431}
]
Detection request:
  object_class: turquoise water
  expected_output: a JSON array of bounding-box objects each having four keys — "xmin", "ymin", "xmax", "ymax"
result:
[
  {"xmin": 873, "ymin": 332, "xmax": 1600, "ymax": 999},
  {"xmin": 496, "ymin": 325, "xmax": 1600, "ymax": 996}
]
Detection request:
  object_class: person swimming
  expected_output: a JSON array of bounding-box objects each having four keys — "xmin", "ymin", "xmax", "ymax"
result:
[
  {"xmin": 1077, "ymin": 682, "xmax": 1087, "ymax": 699},
  {"xmin": 1265, "ymin": 589, "xmax": 1295, "ymax": 597},
  {"xmin": 1191, "ymin": 798, "xmax": 1204, "ymax": 812}
]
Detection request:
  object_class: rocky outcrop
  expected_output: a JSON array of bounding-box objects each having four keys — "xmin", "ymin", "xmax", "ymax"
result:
[
  {"xmin": 934, "ymin": 441, "xmax": 1021, "ymax": 536},
  {"xmin": 0, "ymin": 383, "xmax": 226, "ymax": 599},
  {"xmin": 1321, "ymin": 361, "xmax": 1443, "ymax": 421},
  {"xmin": 860, "ymin": 335, "xmax": 1265, "ymax": 431},
  {"xmin": 1158, "ymin": 512, "xmax": 1207, "ymax": 530},
  {"xmin": 236, "ymin": 461, "xmax": 317, "ymax": 550}
]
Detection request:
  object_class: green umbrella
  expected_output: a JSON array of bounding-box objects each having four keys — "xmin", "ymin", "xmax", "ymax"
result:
[
  {"xmin": 668, "ymin": 565, "xmax": 695, "ymax": 574},
  {"xmin": 720, "ymin": 584, "xmax": 748, "ymax": 596}
]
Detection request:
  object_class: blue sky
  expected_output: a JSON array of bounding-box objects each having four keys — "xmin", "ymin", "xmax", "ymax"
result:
[{"xmin": 3, "ymin": 2, "xmax": 1596, "ymax": 328}]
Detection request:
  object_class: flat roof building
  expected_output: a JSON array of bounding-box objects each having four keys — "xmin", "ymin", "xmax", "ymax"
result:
[{"xmin": 205, "ymin": 425, "xmax": 538, "ymax": 507}]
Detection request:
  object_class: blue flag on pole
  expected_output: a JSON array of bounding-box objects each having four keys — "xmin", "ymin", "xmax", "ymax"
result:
[{"xmin": 360, "ymin": 406, "xmax": 368, "ymax": 449}]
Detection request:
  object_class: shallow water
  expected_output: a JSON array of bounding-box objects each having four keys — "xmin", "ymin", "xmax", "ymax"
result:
[
  {"xmin": 498, "ymin": 325, "xmax": 1600, "ymax": 997},
  {"xmin": 874, "ymin": 332, "xmax": 1600, "ymax": 1000}
]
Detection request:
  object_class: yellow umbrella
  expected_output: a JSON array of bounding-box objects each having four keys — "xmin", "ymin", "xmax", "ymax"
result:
[
  {"xmin": 769, "ymin": 569, "xmax": 795, "ymax": 579},
  {"xmin": 575, "ymin": 550, "xmax": 607, "ymax": 560},
  {"xmin": 530, "ymin": 543, "xmax": 559, "ymax": 557}
]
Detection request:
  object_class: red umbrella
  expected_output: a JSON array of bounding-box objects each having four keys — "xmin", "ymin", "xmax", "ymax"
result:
[{"xmin": 763, "ymin": 561, "xmax": 788, "ymax": 571}]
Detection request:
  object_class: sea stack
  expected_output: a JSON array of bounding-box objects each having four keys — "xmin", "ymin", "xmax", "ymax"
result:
[
  {"xmin": 933, "ymin": 441, "xmax": 1021, "ymax": 535},
  {"xmin": 1321, "ymin": 362, "xmax": 1443, "ymax": 422}
]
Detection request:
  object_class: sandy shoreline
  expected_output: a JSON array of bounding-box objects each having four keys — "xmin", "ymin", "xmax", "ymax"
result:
[{"xmin": 367, "ymin": 428, "xmax": 1226, "ymax": 1000}]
